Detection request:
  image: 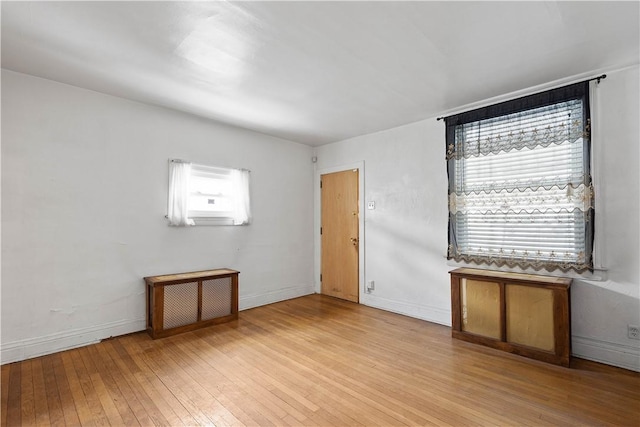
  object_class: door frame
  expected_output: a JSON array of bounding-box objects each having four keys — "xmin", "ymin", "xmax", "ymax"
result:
[{"xmin": 315, "ymin": 161, "xmax": 365, "ymax": 299}]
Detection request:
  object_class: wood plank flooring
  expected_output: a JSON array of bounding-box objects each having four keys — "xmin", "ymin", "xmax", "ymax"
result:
[{"xmin": 2, "ymin": 294, "xmax": 639, "ymax": 426}]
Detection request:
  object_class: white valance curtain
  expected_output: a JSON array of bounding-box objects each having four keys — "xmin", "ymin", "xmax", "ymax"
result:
[{"xmin": 167, "ymin": 160, "xmax": 195, "ymax": 226}]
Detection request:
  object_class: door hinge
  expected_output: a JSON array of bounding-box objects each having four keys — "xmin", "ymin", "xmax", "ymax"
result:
[
  {"xmin": 320, "ymin": 274, "xmax": 323, "ymax": 282},
  {"xmin": 320, "ymin": 227, "xmax": 323, "ymax": 235},
  {"xmin": 320, "ymin": 180, "xmax": 323, "ymax": 188}
]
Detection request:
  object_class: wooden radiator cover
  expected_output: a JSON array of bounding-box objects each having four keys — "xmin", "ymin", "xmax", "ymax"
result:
[
  {"xmin": 450, "ymin": 268, "xmax": 571, "ymax": 367},
  {"xmin": 144, "ymin": 268, "xmax": 239, "ymax": 339}
]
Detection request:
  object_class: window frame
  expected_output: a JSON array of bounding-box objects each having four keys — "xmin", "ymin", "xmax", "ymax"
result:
[
  {"xmin": 445, "ymin": 81, "xmax": 594, "ymax": 273},
  {"xmin": 188, "ymin": 164, "xmax": 236, "ymax": 222}
]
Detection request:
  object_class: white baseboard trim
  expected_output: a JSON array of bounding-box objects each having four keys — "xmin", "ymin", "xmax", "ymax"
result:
[
  {"xmin": 361, "ymin": 294, "xmax": 451, "ymax": 327},
  {"xmin": 1, "ymin": 317, "xmax": 146, "ymax": 365},
  {"xmin": 239, "ymin": 284, "xmax": 315, "ymax": 311},
  {"xmin": 572, "ymin": 336, "xmax": 640, "ymax": 372},
  {"xmin": 1, "ymin": 284, "xmax": 315, "ymax": 365},
  {"xmin": 362, "ymin": 296, "xmax": 640, "ymax": 373},
  {"xmin": 7, "ymin": 291, "xmax": 634, "ymax": 374},
  {"xmin": 2, "ymin": 284, "xmax": 315, "ymax": 365}
]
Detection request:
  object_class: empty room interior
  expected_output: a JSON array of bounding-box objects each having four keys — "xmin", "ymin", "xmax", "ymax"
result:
[{"xmin": 2, "ymin": 1, "xmax": 640, "ymax": 426}]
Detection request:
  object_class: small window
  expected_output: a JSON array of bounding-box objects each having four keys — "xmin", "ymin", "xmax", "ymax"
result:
[
  {"xmin": 445, "ymin": 81, "xmax": 594, "ymax": 272},
  {"xmin": 167, "ymin": 160, "xmax": 251, "ymax": 226},
  {"xmin": 188, "ymin": 165, "xmax": 235, "ymax": 219}
]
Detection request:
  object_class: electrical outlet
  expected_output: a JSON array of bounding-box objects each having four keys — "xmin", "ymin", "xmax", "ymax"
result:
[
  {"xmin": 628, "ymin": 325, "xmax": 640, "ymax": 340},
  {"xmin": 366, "ymin": 281, "xmax": 375, "ymax": 292}
]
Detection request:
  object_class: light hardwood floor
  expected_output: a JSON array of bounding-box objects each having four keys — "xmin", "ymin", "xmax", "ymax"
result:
[{"xmin": 2, "ymin": 294, "xmax": 639, "ymax": 426}]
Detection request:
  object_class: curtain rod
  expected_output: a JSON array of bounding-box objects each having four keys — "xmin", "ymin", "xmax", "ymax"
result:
[
  {"xmin": 170, "ymin": 159, "xmax": 250, "ymax": 172},
  {"xmin": 436, "ymin": 74, "xmax": 607, "ymax": 121}
]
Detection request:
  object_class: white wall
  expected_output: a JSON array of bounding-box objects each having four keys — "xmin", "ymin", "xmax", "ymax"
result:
[
  {"xmin": 3, "ymin": 65, "xmax": 638, "ymax": 371},
  {"xmin": 1, "ymin": 70, "xmax": 315, "ymax": 363},
  {"xmin": 314, "ymin": 119, "xmax": 451, "ymax": 325},
  {"xmin": 314, "ymin": 65, "xmax": 640, "ymax": 371}
]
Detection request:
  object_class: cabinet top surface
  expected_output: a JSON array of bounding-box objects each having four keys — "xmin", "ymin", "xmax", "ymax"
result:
[
  {"xmin": 449, "ymin": 268, "xmax": 572, "ymax": 286},
  {"xmin": 145, "ymin": 268, "xmax": 239, "ymax": 284}
]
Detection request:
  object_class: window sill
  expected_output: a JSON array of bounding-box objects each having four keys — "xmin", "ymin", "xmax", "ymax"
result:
[
  {"xmin": 445, "ymin": 258, "xmax": 608, "ymax": 282},
  {"xmin": 165, "ymin": 215, "xmax": 241, "ymax": 226},
  {"xmin": 191, "ymin": 217, "xmax": 236, "ymax": 226}
]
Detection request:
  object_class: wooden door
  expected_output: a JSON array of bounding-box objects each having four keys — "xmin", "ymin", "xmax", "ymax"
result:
[{"xmin": 321, "ymin": 169, "xmax": 359, "ymax": 302}]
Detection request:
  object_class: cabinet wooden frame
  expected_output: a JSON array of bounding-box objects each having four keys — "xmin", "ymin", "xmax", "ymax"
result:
[
  {"xmin": 450, "ymin": 268, "xmax": 571, "ymax": 367},
  {"xmin": 145, "ymin": 268, "xmax": 239, "ymax": 339}
]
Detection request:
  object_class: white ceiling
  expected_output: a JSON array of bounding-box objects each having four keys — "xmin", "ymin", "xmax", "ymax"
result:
[{"xmin": 2, "ymin": 1, "xmax": 639, "ymax": 146}]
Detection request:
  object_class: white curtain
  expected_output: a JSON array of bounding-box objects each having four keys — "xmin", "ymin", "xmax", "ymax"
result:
[
  {"xmin": 231, "ymin": 169, "xmax": 251, "ymax": 225},
  {"xmin": 167, "ymin": 160, "xmax": 195, "ymax": 226}
]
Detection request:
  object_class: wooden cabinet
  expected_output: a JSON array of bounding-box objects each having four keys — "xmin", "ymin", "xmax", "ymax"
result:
[
  {"xmin": 450, "ymin": 268, "xmax": 571, "ymax": 366},
  {"xmin": 145, "ymin": 268, "xmax": 239, "ymax": 339}
]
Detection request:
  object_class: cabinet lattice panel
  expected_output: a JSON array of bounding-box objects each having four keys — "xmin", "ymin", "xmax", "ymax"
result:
[
  {"xmin": 202, "ymin": 277, "xmax": 232, "ymax": 320},
  {"xmin": 163, "ymin": 281, "xmax": 199, "ymax": 329}
]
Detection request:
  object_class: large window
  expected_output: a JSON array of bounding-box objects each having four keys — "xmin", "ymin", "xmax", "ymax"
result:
[
  {"xmin": 445, "ymin": 81, "xmax": 594, "ymax": 272},
  {"xmin": 167, "ymin": 160, "xmax": 251, "ymax": 226}
]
